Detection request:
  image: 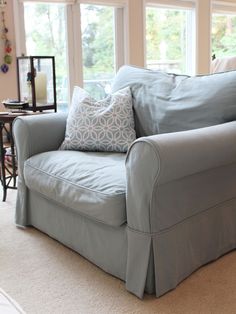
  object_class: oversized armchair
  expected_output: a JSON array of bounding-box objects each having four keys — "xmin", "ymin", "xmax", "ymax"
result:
[{"xmin": 13, "ymin": 66, "xmax": 236, "ymax": 298}]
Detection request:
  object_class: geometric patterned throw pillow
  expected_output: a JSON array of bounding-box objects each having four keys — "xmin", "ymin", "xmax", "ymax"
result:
[{"xmin": 60, "ymin": 86, "xmax": 136, "ymax": 153}]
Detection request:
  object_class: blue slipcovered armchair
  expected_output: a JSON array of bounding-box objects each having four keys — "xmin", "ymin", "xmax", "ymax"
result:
[{"xmin": 13, "ymin": 66, "xmax": 236, "ymax": 298}]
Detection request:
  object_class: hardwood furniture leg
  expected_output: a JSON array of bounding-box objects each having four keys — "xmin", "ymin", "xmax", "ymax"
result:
[{"xmin": 0, "ymin": 121, "xmax": 7, "ymax": 201}]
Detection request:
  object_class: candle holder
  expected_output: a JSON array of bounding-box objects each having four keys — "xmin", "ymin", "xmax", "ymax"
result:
[{"xmin": 16, "ymin": 56, "xmax": 57, "ymax": 112}]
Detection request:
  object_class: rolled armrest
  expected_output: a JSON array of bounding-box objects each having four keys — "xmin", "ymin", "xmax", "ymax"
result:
[
  {"xmin": 126, "ymin": 121, "xmax": 236, "ymax": 233},
  {"xmin": 13, "ymin": 112, "xmax": 67, "ymax": 226},
  {"xmin": 13, "ymin": 112, "xmax": 67, "ymax": 177}
]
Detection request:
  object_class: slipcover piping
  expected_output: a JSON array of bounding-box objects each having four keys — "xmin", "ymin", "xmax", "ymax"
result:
[
  {"xmin": 25, "ymin": 162, "xmax": 126, "ymax": 197},
  {"xmin": 127, "ymin": 195, "xmax": 236, "ymax": 236},
  {"xmin": 30, "ymin": 189, "xmax": 127, "ymax": 228}
]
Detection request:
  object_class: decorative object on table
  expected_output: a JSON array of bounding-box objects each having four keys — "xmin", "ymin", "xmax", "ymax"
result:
[
  {"xmin": 4, "ymin": 146, "xmax": 16, "ymax": 167},
  {"xmin": 0, "ymin": 0, "xmax": 12, "ymax": 74},
  {"xmin": 2, "ymin": 99, "xmax": 29, "ymax": 111},
  {"xmin": 17, "ymin": 56, "xmax": 57, "ymax": 112}
]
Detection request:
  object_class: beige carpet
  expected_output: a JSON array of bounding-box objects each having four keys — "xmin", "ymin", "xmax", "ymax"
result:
[{"xmin": 0, "ymin": 190, "xmax": 236, "ymax": 314}]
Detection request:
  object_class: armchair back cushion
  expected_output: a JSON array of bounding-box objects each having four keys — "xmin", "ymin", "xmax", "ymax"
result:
[{"xmin": 112, "ymin": 66, "xmax": 236, "ymax": 137}]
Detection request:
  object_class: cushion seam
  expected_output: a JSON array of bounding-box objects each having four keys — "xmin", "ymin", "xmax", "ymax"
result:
[
  {"xmin": 30, "ymin": 189, "xmax": 127, "ymax": 227},
  {"xmin": 25, "ymin": 161, "xmax": 126, "ymax": 197}
]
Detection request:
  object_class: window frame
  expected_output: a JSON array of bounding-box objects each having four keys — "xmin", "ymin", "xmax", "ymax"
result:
[
  {"xmin": 14, "ymin": 0, "xmax": 127, "ymax": 101},
  {"xmin": 145, "ymin": 2, "xmax": 196, "ymax": 75},
  {"xmin": 213, "ymin": 2, "xmax": 236, "ymax": 15},
  {"xmin": 146, "ymin": 0, "xmax": 195, "ymax": 9},
  {"xmin": 13, "ymin": 0, "xmax": 236, "ymax": 83}
]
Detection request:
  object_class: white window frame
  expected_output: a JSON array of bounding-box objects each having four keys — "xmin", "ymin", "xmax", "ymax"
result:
[
  {"xmin": 213, "ymin": 1, "xmax": 236, "ymax": 14},
  {"xmin": 145, "ymin": 1, "xmax": 196, "ymax": 75},
  {"xmin": 13, "ymin": 0, "xmax": 26, "ymax": 57},
  {"xmin": 14, "ymin": 0, "xmax": 236, "ymax": 81},
  {"xmin": 13, "ymin": 0, "xmax": 127, "ymax": 101},
  {"xmin": 146, "ymin": 0, "xmax": 195, "ymax": 9}
]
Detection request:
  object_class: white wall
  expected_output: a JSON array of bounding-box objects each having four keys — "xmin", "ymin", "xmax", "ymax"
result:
[{"xmin": 0, "ymin": 0, "xmax": 18, "ymax": 109}]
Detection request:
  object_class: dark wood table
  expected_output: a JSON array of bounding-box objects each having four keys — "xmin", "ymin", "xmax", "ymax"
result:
[{"xmin": 0, "ymin": 112, "xmax": 40, "ymax": 201}]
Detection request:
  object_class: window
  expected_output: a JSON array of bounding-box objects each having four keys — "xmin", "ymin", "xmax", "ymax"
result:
[
  {"xmin": 24, "ymin": 2, "xmax": 69, "ymax": 111},
  {"xmin": 81, "ymin": 4, "xmax": 116, "ymax": 99},
  {"xmin": 212, "ymin": 13, "xmax": 236, "ymax": 58},
  {"xmin": 18, "ymin": 0, "xmax": 125, "ymax": 108},
  {"xmin": 146, "ymin": 5, "xmax": 195, "ymax": 74},
  {"xmin": 18, "ymin": 0, "xmax": 234, "ymax": 81}
]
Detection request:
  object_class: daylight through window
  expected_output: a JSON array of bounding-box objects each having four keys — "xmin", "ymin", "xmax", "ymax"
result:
[
  {"xmin": 146, "ymin": 6, "xmax": 194, "ymax": 74},
  {"xmin": 212, "ymin": 13, "xmax": 236, "ymax": 58},
  {"xmin": 24, "ymin": 3, "xmax": 69, "ymax": 112}
]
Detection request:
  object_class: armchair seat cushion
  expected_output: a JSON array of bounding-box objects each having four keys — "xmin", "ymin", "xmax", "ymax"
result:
[{"xmin": 24, "ymin": 150, "xmax": 127, "ymax": 227}]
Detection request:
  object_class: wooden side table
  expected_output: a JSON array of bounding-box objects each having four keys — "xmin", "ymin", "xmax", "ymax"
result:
[
  {"xmin": 0, "ymin": 111, "xmax": 48, "ymax": 202},
  {"xmin": 0, "ymin": 113, "xmax": 19, "ymax": 201},
  {"xmin": 0, "ymin": 112, "xmax": 43, "ymax": 201}
]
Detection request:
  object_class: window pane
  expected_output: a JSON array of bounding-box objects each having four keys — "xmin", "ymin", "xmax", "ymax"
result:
[
  {"xmin": 24, "ymin": 3, "xmax": 69, "ymax": 112},
  {"xmin": 146, "ymin": 7, "xmax": 193, "ymax": 74},
  {"xmin": 212, "ymin": 13, "xmax": 236, "ymax": 58},
  {"xmin": 81, "ymin": 4, "xmax": 115, "ymax": 99}
]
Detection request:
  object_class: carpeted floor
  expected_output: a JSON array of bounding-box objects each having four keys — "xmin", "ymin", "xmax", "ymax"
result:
[{"xmin": 0, "ymin": 190, "xmax": 236, "ymax": 314}]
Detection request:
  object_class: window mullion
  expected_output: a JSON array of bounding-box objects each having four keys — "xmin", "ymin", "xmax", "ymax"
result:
[
  {"xmin": 196, "ymin": 0, "xmax": 212, "ymax": 74},
  {"xmin": 66, "ymin": 3, "xmax": 83, "ymax": 101},
  {"xmin": 115, "ymin": 8, "xmax": 125, "ymax": 71},
  {"xmin": 186, "ymin": 9, "xmax": 195, "ymax": 75},
  {"xmin": 126, "ymin": 0, "xmax": 145, "ymax": 67},
  {"xmin": 13, "ymin": 0, "xmax": 26, "ymax": 56}
]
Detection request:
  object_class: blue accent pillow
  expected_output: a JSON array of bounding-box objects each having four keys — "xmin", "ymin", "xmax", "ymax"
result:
[{"xmin": 60, "ymin": 86, "xmax": 136, "ymax": 153}]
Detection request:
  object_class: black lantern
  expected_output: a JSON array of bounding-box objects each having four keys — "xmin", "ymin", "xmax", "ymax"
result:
[{"xmin": 17, "ymin": 56, "xmax": 57, "ymax": 112}]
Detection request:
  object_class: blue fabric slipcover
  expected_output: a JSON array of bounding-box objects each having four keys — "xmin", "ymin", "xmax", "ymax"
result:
[
  {"xmin": 13, "ymin": 66, "xmax": 236, "ymax": 299},
  {"xmin": 112, "ymin": 65, "xmax": 236, "ymax": 137},
  {"xmin": 24, "ymin": 151, "xmax": 126, "ymax": 227}
]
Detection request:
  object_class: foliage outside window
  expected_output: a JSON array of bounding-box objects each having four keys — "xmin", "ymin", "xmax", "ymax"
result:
[
  {"xmin": 146, "ymin": 7, "xmax": 191, "ymax": 74},
  {"xmin": 212, "ymin": 13, "xmax": 236, "ymax": 58},
  {"xmin": 24, "ymin": 3, "xmax": 68, "ymax": 111},
  {"xmin": 81, "ymin": 4, "xmax": 116, "ymax": 99}
]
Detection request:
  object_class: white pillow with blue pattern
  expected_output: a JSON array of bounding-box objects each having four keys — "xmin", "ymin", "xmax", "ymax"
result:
[{"xmin": 60, "ymin": 86, "xmax": 136, "ymax": 153}]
